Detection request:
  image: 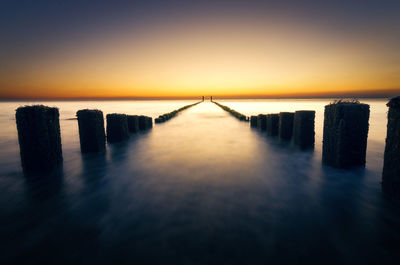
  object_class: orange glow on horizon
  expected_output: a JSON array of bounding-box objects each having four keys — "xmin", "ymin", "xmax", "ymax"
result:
[{"xmin": 1, "ymin": 16, "xmax": 399, "ymax": 99}]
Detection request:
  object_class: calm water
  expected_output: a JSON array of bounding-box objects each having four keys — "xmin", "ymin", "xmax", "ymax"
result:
[{"xmin": 0, "ymin": 99, "xmax": 399, "ymax": 265}]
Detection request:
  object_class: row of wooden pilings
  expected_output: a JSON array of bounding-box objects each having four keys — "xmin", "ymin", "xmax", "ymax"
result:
[
  {"xmin": 250, "ymin": 100, "xmax": 371, "ymax": 166},
  {"xmin": 15, "ymin": 100, "xmax": 203, "ymax": 173},
  {"xmin": 250, "ymin": 100, "xmax": 370, "ymax": 166},
  {"xmin": 15, "ymin": 106, "xmax": 153, "ymax": 173},
  {"xmin": 155, "ymin": 101, "xmax": 202, "ymax": 123},
  {"xmin": 250, "ymin": 111, "xmax": 315, "ymax": 150},
  {"xmin": 12, "ymin": 96, "xmax": 400, "ymax": 200},
  {"xmin": 214, "ymin": 97, "xmax": 400, "ymax": 200},
  {"xmin": 212, "ymin": 101, "xmax": 249, "ymax": 121}
]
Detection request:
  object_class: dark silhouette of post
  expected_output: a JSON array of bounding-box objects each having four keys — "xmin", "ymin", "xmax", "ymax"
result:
[
  {"xmin": 138, "ymin": 115, "xmax": 147, "ymax": 130},
  {"xmin": 155, "ymin": 116, "xmax": 165, "ymax": 123},
  {"xmin": 257, "ymin": 114, "xmax": 267, "ymax": 131},
  {"xmin": 293, "ymin": 111, "xmax": 315, "ymax": 149},
  {"xmin": 322, "ymin": 101, "xmax": 369, "ymax": 168},
  {"xmin": 382, "ymin": 96, "xmax": 400, "ymax": 199},
  {"xmin": 106, "ymin": 114, "xmax": 129, "ymax": 143},
  {"xmin": 76, "ymin": 109, "xmax": 105, "ymax": 153},
  {"xmin": 250, "ymin": 116, "xmax": 258, "ymax": 127},
  {"xmin": 210, "ymin": 96, "xmax": 213, "ymax": 102},
  {"xmin": 127, "ymin": 115, "xmax": 139, "ymax": 133},
  {"xmin": 266, "ymin": 114, "xmax": 279, "ymax": 136},
  {"xmin": 279, "ymin": 112, "xmax": 294, "ymax": 141},
  {"xmin": 15, "ymin": 105, "xmax": 63, "ymax": 173},
  {"xmin": 146, "ymin": 117, "xmax": 153, "ymax": 128},
  {"xmin": 202, "ymin": 96, "xmax": 204, "ymax": 102}
]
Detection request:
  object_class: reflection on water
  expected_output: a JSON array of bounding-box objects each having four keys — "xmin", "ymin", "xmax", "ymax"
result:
[{"xmin": 0, "ymin": 99, "xmax": 399, "ymax": 265}]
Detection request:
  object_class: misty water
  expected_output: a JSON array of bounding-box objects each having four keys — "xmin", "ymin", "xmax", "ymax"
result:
[{"xmin": 0, "ymin": 99, "xmax": 399, "ymax": 265}]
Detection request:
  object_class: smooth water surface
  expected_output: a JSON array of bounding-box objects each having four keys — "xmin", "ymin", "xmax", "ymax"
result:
[{"xmin": 0, "ymin": 99, "xmax": 399, "ymax": 265}]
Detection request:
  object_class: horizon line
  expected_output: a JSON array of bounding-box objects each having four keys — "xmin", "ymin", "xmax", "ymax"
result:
[
  {"xmin": 1, "ymin": 88, "xmax": 399, "ymax": 101},
  {"xmin": 1, "ymin": 95, "xmax": 398, "ymax": 101}
]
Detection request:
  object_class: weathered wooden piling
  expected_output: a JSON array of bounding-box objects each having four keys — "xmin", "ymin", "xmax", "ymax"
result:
[
  {"xmin": 279, "ymin": 112, "xmax": 294, "ymax": 141},
  {"xmin": 138, "ymin": 115, "xmax": 147, "ymax": 130},
  {"xmin": 15, "ymin": 105, "xmax": 63, "ymax": 172},
  {"xmin": 293, "ymin": 111, "xmax": 315, "ymax": 149},
  {"xmin": 266, "ymin": 114, "xmax": 279, "ymax": 136},
  {"xmin": 322, "ymin": 101, "xmax": 370, "ymax": 168},
  {"xmin": 106, "ymin": 114, "xmax": 129, "ymax": 143},
  {"xmin": 146, "ymin": 117, "xmax": 153, "ymax": 128},
  {"xmin": 127, "ymin": 115, "xmax": 139, "ymax": 133},
  {"xmin": 382, "ymin": 97, "xmax": 400, "ymax": 199},
  {"xmin": 250, "ymin": 116, "xmax": 258, "ymax": 127},
  {"xmin": 265, "ymin": 115, "xmax": 270, "ymax": 132},
  {"xmin": 155, "ymin": 116, "xmax": 164, "ymax": 123},
  {"xmin": 76, "ymin": 109, "xmax": 105, "ymax": 153},
  {"xmin": 257, "ymin": 114, "xmax": 267, "ymax": 131}
]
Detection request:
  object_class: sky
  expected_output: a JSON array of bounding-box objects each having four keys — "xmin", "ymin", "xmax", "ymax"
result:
[{"xmin": 0, "ymin": 0, "xmax": 399, "ymax": 99}]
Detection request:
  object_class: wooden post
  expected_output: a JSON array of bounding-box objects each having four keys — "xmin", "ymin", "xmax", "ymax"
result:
[
  {"xmin": 250, "ymin": 116, "xmax": 258, "ymax": 127},
  {"xmin": 293, "ymin": 111, "xmax": 315, "ymax": 149},
  {"xmin": 127, "ymin": 115, "xmax": 139, "ymax": 133},
  {"xmin": 16, "ymin": 105, "xmax": 63, "ymax": 172},
  {"xmin": 382, "ymin": 96, "xmax": 400, "ymax": 199},
  {"xmin": 106, "ymin": 114, "xmax": 129, "ymax": 143},
  {"xmin": 76, "ymin": 109, "xmax": 105, "ymax": 153},
  {"xmin": 266, "ymin": 114, "xmax": 279, "ymax": 136},
  {"xmin": 138, "ymin": 115, "xmax": 147, "ymax": 130},
  {"xmin": 146, "ymin": 117, "xmax": 153, "ymax": 129},
  {"xmin": 279, "ymin": 112, "xmax": 294, "ymax": 141},
  {"xmin": 155, "ymin": 116, "xmax": 165, "ymax": 123},
  {"xmin": 257, "ymin": 114, "xmax": 267, "ymax": 131},
  {"xmin": 322, "ymin": 102, "xmax": 369, "ymax": 168}
]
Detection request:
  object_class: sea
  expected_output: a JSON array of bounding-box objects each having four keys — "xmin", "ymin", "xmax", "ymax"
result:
[{"xmin": 0, "ymin": 99, "xmax": 399, "ymax": 265}]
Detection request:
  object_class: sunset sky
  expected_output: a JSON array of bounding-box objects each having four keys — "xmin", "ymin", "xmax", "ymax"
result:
[{"xmin": 1, "ymin": 0, "xmax": 399, "ymax": 99}]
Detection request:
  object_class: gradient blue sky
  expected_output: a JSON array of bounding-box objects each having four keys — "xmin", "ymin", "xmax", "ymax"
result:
[{"xmin": 1, "ymin": 0, "xmax": 399, "ymax": 98}]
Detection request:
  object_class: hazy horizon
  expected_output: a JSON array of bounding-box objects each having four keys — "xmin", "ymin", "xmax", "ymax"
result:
[{"xmin": 0, "ymin": 89, "xmax": 400, "ymax": 101}]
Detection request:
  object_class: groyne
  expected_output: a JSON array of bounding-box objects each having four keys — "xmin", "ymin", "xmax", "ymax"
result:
[
  {"xmin": 212, "ymin": 101, "xmax": 248, "ymax": 121},
  {"xmin": 155, "ymin": 101, "xmax": 202, "ymax": 123}
]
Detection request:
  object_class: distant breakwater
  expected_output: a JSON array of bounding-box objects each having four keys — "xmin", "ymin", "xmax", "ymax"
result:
[
  {"xmin": 212, "ymin": 101, "xmax": 249, "ymax": 121},
  {"xmin": 250, "ymin": 111, "xmax": 315, "ymax": 150},
  {"xmin": 155, "ymin": 101, "xmax": 202, "ymax": 123}
]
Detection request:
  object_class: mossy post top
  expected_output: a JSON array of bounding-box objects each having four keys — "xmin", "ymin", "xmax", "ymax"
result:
[
  {"xmin": 106, "ymin": 113, "xmax": 127, "ymax": 119},
  {"xmin": 324, "ymin": 101, "xmax": 370, "ymax": 120},
  {"xmin": 295, "ymin": 110, "xmax": 315, "ymax": 114},
  {"xmin": 76, "ymin": 109, "xmax": 103, "ymax": 117},
  {"xmin": 16, "ymin": 105, "xmax": 59, "ymax": 115},
  {"xmin": 279, "ymin": 112, "xmax": 294, "ymax": 116},
  {"xmin": 326, "ymin": 100, "xmax": 369, "ymax": 109},
  {"xmin": 387, "ymin": 96, "xmax": 400, "ymax": 108}
]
